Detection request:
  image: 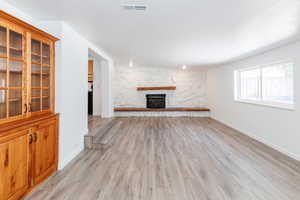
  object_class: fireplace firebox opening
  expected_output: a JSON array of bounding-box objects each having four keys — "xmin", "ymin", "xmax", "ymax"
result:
[{"xmin": 146, "ymin": 94, "xmax": 166, "ymax": 109}]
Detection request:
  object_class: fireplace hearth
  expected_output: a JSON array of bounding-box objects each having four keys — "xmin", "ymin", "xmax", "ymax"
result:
[{"xmin": 146, "ymin": 94, "xmax": 166, "ymax": 109}]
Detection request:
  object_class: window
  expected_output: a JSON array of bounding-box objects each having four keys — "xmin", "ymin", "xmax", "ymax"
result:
[{"xmin": 235, "ymin": 61, "xmax": 294, "ymax": 109}]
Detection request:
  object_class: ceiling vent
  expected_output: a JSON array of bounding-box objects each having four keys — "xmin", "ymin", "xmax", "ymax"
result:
[
  {"xmin": 122, "ymin": 4, "xmax": 147, "ymax": 11},
  {"xmin": 121, "ymin": 0, "xmax": 147, "ymax": 11}
]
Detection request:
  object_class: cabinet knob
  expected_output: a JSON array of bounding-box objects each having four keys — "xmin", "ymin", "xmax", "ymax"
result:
[
  {"xmin": 24, "ymin": 104, "xmax": 28, "ymax": 114},
  {"xmin": 29, "ymin": 134, "xmax": 33, "ymax": 144},
  {"xmin": 29, "ymin": 103, "xmax": 32, "ymax": 112},
  {"xmin": 4, "ymin": 148, "xmax": 9, "ymax": 167}
]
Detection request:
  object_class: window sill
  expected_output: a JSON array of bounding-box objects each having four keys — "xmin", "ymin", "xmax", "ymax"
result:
[{"xmin": 234, "ymin": 99, "xmax": 295, "ymax": 111}]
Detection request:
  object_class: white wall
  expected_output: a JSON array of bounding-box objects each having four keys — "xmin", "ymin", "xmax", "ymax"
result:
[
  {"xmin": 0, "ymin": 0, "xmax": 37, "ymax": 27},
  {"xmin": 207, "ymin": 41, "xmax": 300, "ymax": 161},
  {"xmin": 114, "ymin": 65, "xmax": 207, "ymax": 108},
  {"xmin": 1, "ymin": 3, "xmax": 114, "ymax": 169},
  {"xmin": 57, "ymin": 23, "xmax": 89, "ymax": 169}
]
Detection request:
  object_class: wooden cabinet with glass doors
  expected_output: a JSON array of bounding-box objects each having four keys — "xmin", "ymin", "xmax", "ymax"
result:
[
  {"xmin": 0, "ymin": 11, "xmax": 59, "ymax": 200},
  {"xmin": 0, "ymin": 12, "xmax": 56, "ymax": 123}
]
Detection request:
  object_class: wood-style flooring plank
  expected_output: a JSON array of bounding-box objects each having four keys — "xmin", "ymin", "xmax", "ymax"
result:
[{"xmin": 23, "ymin": 117, "xmax": 300, "ymax": 200}]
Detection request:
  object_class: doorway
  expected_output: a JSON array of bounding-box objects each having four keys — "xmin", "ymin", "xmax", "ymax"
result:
[
  {"xmin": 87, "ymin": 51, "xmax": 105, "ymax": 119},
  {"xmin": 86, "ymin": 48, "xmax": 113, "ymax": 140},
  {"xmin": 87, "ymin": 48, "xmax": 113, "ymax": 122},
  {"xmin": 88, "ymin": 60, "xmax": 93, "ymax": 115}
]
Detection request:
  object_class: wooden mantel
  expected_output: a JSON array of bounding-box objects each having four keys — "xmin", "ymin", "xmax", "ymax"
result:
[{"xmin": 137, "ymin": 86, "xmax": 176, "ymax": 91}]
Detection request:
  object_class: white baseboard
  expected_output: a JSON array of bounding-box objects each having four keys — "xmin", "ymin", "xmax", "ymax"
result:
[
  {"xmin": 210, "ymin": 116, "xmax": 300, "ymax": 162},
  {"xmin": 58, "ymin": 143, "xmax": 84, "ymax": 170},
  {"xmin": 59, "ymin": 145, "xmax": 83, "ymax": 170}
]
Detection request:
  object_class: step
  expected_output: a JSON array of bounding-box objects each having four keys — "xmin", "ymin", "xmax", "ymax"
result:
[{"xmin": 84, "ymin": 120, "xmax": 123, "ymax": 150}]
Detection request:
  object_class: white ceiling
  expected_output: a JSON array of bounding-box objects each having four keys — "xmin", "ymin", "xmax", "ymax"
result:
[{"xmin": 5, "ymin": 0, "xmax": 300, "ymax": 67}]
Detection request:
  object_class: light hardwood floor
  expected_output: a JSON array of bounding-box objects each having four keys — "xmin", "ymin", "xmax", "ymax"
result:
[{"xmin": 24, "ymin": 117, "xmax": 300, "ymax": 200}]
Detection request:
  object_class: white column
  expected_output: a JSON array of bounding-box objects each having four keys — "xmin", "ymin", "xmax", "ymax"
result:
[
  {"xmin": 93, "ymin": 59, "xmax": 102, "ymax": 116},
  {"xmin": 101, "ymin": 60, "xmax": 114, "ymax": 118}
]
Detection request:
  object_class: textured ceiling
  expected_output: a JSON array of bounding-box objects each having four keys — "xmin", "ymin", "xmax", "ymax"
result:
[{"xmin": 5, "ymin": 0, "xmax": 300, "ymax": 67}]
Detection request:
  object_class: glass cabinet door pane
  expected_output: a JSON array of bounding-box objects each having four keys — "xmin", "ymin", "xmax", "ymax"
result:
[
  {"xmin": 9, "ymin": 30, "xmax": 23, "ymax": 59},
  {"xmin": 42, "ymin": 43, "xmax": 50, "ymax": 65},
  {"xmin": 0, "ymin": 26, "xmax": 7, "ymax": 57},
  {"xmin": 31, "ymin": 73, "xmax": 41, "ymax": 88},
  {"xmin": 42, "ymin": 43, "xmax": 50, "ymax": 88},
  {"xmin": 42, "ymin": 89, "xmax": 50, "ymax": 110},
  {"xmin": 42, "ymin": 97, "xmax": 50, "ymax": 110},
  {"xmin": 0, "ymin": 58, "xmax": 6, "ymax": 88},
  {"xmin": 9, "ymin": 60, "xmax": 22, "ymax": 87},
  {"xmin": 41, "ymin": 43, "xmax": 51, "ymax": 111},
  {"xmin": 8, "ymin": 89, "xmax": 22, "ymax": 117},
  {"xmin": 31, "ymin": 39, "xmax": 41, "ymax": 63},
  {"xmin": 42, "ymin": 70, "xmax": 50, "ymax": 87},
  {"xmin": 31, "ymin": 39, "xmax": 42, "ymax": 113},
  {"xmin": 0, "ymin": 90, "xmax": 7, "ymax": 119},
  {"xmin": 31, "ymin": 88, "xmax": 40, "ymax": 99},
  {"xmin": 31, "ymin": 89, "xmax": 41, "ymax": 112},
  {"xmin": 31, "ymin": 63, "xmax": 41, "ymax": 87}
]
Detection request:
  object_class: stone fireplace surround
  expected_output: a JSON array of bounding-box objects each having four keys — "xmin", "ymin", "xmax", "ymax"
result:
[
  {"xmin": 114, "ymin": 89, "xmax": 210, "ymax": 117},
  {"xmin": 113, "ymin": 65, "xmax": 209, "ymax": 117}
]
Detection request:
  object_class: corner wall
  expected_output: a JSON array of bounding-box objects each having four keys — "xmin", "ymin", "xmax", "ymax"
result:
[{"xmin": 207, "ymin": 41, "xmax": 300, "ymax": 161}]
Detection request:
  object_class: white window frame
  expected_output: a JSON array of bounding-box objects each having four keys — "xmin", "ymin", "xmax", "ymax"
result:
[{"xmin": 234, "ymin": 61, "xmax": 294, "ymax": 110}]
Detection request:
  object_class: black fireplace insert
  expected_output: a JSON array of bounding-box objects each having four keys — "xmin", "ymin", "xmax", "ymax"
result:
[{"xmin": 146, "ymin": 94, "xmax": 166, "ymax": 109}]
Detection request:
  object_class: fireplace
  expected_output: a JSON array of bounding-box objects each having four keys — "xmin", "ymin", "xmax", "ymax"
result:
[{"xmin": 146, "ymin": 94, "xmax": 166, "ymax": 109}]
